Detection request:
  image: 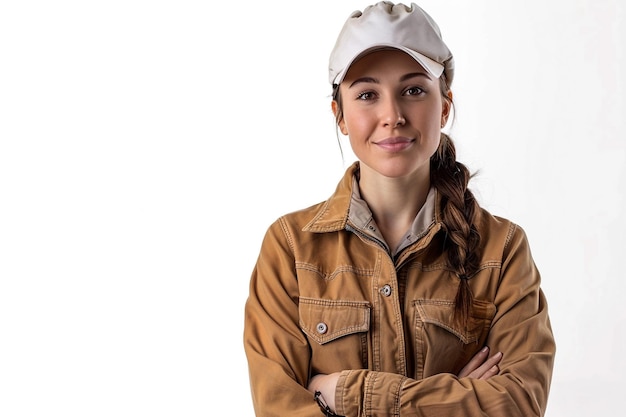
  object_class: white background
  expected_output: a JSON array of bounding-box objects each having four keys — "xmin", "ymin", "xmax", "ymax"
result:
[{"xmin": 1, "ymin": 0, "xmax": 624, "ymax": 415}]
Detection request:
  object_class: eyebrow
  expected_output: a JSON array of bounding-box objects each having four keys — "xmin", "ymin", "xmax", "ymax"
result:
[
  {"xmin": 401, "ymin": 72, "xmax": 432, "ymax": 82},
  {"xmin": 348, "ymin": 72, "xmax": 432, "ymax": 88}
]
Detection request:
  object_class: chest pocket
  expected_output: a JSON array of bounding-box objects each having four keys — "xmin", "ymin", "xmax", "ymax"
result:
[
  {"xmin": 414, "ymin": 298, "xmax": 496, "ymax": 377},
  {"xmin": 299, "ymin": 297, "xmax": 370, "ymax": 373}
]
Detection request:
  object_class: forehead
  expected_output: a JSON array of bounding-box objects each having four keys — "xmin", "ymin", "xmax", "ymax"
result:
[{"xmin": 343, "ymin": 49, "xmax": 430, "ymax": 81}]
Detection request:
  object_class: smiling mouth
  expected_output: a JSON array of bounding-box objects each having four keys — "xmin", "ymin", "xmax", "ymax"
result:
[
  {"xmin": 375, "ymin": 137, "xmax": 414, "ymax": 145},
  {"xmin": 374, "ymin": 137, "xmax": 415, "ymax": 152}
]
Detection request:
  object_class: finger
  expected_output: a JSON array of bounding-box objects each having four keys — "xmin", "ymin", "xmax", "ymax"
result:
[
  {"xmin": 469, "ymin": 351, "xmax": 503, "ymax": 379},
  {"xmin": 485, "ymin": 351, "xmax": 503, "ymax": 367},
  {"xmin": 458, "ymin": 346, "xmax": 490, "ymax": 378},
  {"xmin": 478, "ymin": 364, "xmax": 500, "ymax": 380}
]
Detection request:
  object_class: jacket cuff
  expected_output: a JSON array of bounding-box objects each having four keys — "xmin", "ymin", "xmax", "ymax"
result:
[{"xmin": 335, "ymin": 370, "xmax": 407, "ymax": 416}]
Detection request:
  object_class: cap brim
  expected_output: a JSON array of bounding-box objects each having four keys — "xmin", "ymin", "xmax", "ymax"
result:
[{"xmin": 332, "ymin": 44, "xmax": 445, "ymax": 86}]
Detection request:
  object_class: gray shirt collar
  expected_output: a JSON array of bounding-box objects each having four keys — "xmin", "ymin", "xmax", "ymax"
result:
[{"xmin": 348, "ymin": 175, "xmax": 436, "ymax": 256}]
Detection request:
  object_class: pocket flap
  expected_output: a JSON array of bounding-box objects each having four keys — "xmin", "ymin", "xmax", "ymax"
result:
[
  {"xmin": 299, "ymin": 297, "xmax": 370, "ymax": 345},
  {"xmin": 415, "ymin": 299, "xmax": 496, "ymax": 344}
]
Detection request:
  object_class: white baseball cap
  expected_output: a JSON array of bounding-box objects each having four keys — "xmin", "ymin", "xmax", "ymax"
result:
[{"xmin": 328, "ymin": 1, "xmax": 454, "ymax": 86}]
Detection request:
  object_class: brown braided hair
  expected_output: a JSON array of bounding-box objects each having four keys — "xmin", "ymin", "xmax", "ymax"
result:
[
  {"xmin": 432, "ymin": 75, "xmax": 481, "ymax": 325},
  {"xmin": 331, "ymin": 75, "xmax": 481, "ymax": 325}
]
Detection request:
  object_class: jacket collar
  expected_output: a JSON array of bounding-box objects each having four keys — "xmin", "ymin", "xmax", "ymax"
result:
[
  {"xmin": 303, "ymin": 161, "xmax": 444, "ymax": 235},
  {"xmin": 302, "ymin": 162, "xmax": 358, "ymax": 233}
]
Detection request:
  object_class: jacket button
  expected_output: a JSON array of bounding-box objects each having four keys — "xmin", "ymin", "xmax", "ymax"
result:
[
  {"xmin": 380, "ymin": 284, "xmax": 392, "ymax": 297},
  {"xmin": 316, "ymin": 322, "xmax": 328, "ymax": 334}
]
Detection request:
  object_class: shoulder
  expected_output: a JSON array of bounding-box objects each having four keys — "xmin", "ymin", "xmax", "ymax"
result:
[
  {"xmin": 475, "ymin": 207, "xmax": 532, "ymax": 259},
  {"xmin": 261, "ymin": 200, "xmax": 330, "ymax": 244},
  {"xmin": 276, "ymin": 201, "xmax": 330, "ymax": 232},
  {"xmin": 266, "ymin": 162, "xmax": 357, "ymax": 235}
]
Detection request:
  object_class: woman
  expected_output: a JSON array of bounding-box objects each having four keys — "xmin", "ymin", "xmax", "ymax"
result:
[{"xmin": 244, "ymin": 2, "xmax": 555, "ymax": 416}]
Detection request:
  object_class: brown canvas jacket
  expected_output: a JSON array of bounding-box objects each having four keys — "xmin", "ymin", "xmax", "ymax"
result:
[{"xmin": 244, "ymin": 162, "xmax": 556, "ymax": 417}]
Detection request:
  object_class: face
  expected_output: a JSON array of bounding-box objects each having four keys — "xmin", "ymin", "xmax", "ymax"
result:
[{"xmin": 334, "ymin": 49, "xmax": 450, "ymax": 180}]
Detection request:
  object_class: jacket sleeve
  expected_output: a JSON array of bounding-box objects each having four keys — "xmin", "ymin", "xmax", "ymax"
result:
[
  {"xmin": 243, "ymin": 218, "xmax": 322, "ymax": 417},
  {"xmin": 334, "ymin": 223, "xmax": 556, "ymax": 417}
]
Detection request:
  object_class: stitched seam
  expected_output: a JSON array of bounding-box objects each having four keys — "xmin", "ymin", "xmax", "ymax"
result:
[
  {"xmin": 295, "ymin": 262, "xmax": 375, "ymax": 281},
  {"xmin": 278, "ymin": 216, "xmax": 295, "ymax": 253},
  {"xmin": 504, "ymin": 221, "xmax": 517, "ymax": 250}
]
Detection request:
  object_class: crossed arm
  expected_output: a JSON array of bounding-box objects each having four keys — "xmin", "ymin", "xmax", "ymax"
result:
[{"xmin": 308, "ymin": 346, "xmax": 503, "ymax": 414}]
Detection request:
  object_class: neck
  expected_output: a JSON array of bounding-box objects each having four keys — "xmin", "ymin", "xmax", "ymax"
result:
[{"xmin": 358, "ymin": 164, "xmax": 431, "ymax": 250}]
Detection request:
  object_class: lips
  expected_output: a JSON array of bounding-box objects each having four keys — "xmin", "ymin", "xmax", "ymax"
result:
[{"xmin": 374, "ymin": 136, "xmax": 415, "ymax": 152}]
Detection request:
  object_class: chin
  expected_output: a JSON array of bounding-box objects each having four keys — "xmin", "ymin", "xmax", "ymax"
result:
[{"xmin": 373, "ymin": 160, "xmax": 428, "ymax": 180}]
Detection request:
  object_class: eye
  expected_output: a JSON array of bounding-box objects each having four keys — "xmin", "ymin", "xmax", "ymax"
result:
[
  {"xmin": 404, "ymin": 86, "xmax": 425, "ymax": 96},
  {"xmin": 356, "ymin": 91, "xmax": 377, "ymax": 101}
]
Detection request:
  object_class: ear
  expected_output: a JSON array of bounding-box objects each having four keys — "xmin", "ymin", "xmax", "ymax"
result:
[
  {"xmin": 441, "ymin": 90, "xmax": 453, "ymax": 128},
  {"xmin": 332, "ymin": 100, "xmax": 348, "ymax": 136}
]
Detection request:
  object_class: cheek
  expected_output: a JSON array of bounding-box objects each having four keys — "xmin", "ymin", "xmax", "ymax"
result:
[
  {"xmin": 427, "ymin": 105, "xmax": 445, "ymax": 132},
  {"xmin": 343, "ymin": 110, "xmax": 370, "ymax": 137},
  {"xmin": 416, "ymin": 108, "xmax": 443, "ymax": 134},
  {"xmin": 428, "ymin": 122, "xmax": 443, "ymax": 152},
  {"xmin": 418, "ymin": 110, "xmax": 444, "ymax": 154}
]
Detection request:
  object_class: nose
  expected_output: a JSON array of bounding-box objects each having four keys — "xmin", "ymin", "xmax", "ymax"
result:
[{"xmin": 381, "ymin": 98, "xmax": 405, "ymax": 128}]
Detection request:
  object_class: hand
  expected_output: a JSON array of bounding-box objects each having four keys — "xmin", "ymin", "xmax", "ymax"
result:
[
  {"xmin": 458, "ymin": 346, "xmax": 503, "ymax": 380},
  {"xmin": 307, "ymin": 372, "xmax": 341, "ymax": 413}
]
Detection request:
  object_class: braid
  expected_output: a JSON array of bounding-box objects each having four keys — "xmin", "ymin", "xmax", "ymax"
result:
[{"xmin": 430, "ymin": 133, "xmax": 481, "ymax": 325}]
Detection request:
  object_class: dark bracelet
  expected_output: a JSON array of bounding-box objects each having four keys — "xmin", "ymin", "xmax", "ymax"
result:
[{"xmin": 314, "ymin": 391, "xmax": 339, "ymax": 416}]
